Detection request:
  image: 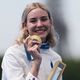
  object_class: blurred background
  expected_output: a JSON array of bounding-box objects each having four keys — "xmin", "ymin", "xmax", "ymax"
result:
[{"xmin": 0, "ymin": 0, "xmax": 80, "ymax": 80}]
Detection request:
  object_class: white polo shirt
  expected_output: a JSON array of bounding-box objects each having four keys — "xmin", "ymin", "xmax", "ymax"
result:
[{"xmin": 1, "ymin": 43, "xmax": 62, "ymax": 80}]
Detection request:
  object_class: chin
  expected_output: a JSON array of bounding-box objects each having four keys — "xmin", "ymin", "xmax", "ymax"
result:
[{"xmin": 39, "ymin": 35, "xmax": 47, "ymax": 40}]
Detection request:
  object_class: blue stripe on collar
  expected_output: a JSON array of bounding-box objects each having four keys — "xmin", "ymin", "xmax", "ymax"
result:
[
  {"xmin": 40, "ymin": 42, "xmax": 50, "ymax": 49},
  {"xmin": 24, "ymin": 44, "xmax": 32, "ymax": 61}
]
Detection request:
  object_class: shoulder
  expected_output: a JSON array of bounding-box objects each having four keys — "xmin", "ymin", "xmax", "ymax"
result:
[
  {"xmin": 2, "ymin": 43, "xmax": 26, "ymax": 62},
  {"xmin": 5, "ymin": 44, "xmax": 25, "ymax": 55},
  {"xmin": 1, "ymin": 43, "xmax": 26, "ymax": 68}
]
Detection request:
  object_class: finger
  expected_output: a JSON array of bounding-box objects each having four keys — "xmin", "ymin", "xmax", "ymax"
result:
[
  {"xmin": 27, "ymin": 44, "xmax": 39, "ymax": 54},
  {"xmin": 32, "ymin": 40, "xmax": 41, "ymax": 47},
  {"xmin": 30, "ymin": 44, "xmax": 39, "ymax": 51},
  {"xmin": 24, "ymin": 36, "xmax": 33, "ymax": 47}
]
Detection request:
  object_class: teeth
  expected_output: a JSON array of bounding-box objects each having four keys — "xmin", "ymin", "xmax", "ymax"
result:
[{"xmin": 35, "ymin": 27, "xmax": 48, "ymax": 32}]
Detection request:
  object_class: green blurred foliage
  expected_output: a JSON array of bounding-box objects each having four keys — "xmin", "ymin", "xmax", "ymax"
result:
[
  {"xmin": 0, "ymin": 57, "xmax": 80, "ymax": 80},
  {"xmin": 63, "ymin": 60, "xmax": 80, "ymax": 80}
]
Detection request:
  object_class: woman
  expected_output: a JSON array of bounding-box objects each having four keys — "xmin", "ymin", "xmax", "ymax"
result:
[{"xmin": 1, "ymin": 2, "xmax": 62, "ymax": 80}]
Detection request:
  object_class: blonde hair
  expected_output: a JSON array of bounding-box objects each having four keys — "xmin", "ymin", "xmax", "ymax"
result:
[{"xmin": 16, "ymin": 2, "xmax": 56, "ymax": 47}]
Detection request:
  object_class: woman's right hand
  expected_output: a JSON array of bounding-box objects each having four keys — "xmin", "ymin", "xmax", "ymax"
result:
[{"xmin": 24, "ymin": 37, "xmax": 42, "ymax": 77}]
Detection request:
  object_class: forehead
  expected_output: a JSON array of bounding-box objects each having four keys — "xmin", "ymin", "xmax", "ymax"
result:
[{"xmin": 27, "ymin": 8, "xmax": 48, "ymax": 18}]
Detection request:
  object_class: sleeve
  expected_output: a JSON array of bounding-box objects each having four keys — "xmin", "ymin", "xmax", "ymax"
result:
[
  {"xmin": 1, "ymin": 49, "xmax": 39, "ymax": 80},
  {"xmin": 26, "ymin": 72, "xmax": 39, "ymax": 80},
  {"xmin": 2, "ymin": 52, "xmax": 25, "ymax": 80}
]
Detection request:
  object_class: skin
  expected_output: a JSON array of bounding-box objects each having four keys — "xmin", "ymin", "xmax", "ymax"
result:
[
  {"xmin": 27, "ymin": 8, "xmax": 52, "ymax": 42},
  {"xmin": 24, "ymin": 8, "xmax": 52, "ymax": 77}
]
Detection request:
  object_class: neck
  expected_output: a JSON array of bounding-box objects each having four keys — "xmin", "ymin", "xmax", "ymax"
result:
[{"xmin": 41, "ymin": 38, "xmax": 47, "ymax": 43}]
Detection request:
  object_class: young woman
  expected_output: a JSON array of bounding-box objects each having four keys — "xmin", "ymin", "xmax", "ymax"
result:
[{"xmin": 1, "ymin": 2, "xmax": 62, "ymax": 80}]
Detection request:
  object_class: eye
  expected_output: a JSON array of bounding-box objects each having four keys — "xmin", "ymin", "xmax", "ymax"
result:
[
  {"xmin": 29, "ymin": 18, "xmax": 37, "ymax": 23},
  {"xmin": 40, "ymin": 16, "xmax": 48, "ymax": 21}
]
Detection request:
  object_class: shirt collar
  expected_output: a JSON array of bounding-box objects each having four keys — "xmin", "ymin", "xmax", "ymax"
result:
[{"xmin": 40, "ymin": 42, "xmax": 50, "ymax": 49}]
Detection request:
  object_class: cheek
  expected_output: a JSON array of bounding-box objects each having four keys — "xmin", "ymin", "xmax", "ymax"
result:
[
  {"xmin": 47, "ymin": 22, "xmax": 51, "ymax": 30},
  {"xmin": 45, "ymin": 20, "xmax": 52, "ymax": 27},
  {"xmin": 27, "ymin": 24, "xmax": 35, "ymax": 34},
  {"xmin": 27, "ymin": 22, "xmax": 32, "ymax": 30},
  {"xmin": 27, "ymin": 24, "xmax": 31, "ymax": 33},
  {"xmin": 27, "ymin": 27, "xmax": 32, "ymax": 33},
  {"xmin": 47, "ymin": 23, "xmax": 52, "ymax": 34},
  {"xmin": 27, "ymin": 21, "xmax": 35, "ymax": 28},
  {"xmin": 47, "ymin": 27, "xmax": 51, "ymax": 35},
  {"xmin": 48, "ymin": 21, "xmax": 52, "ymax": 30}
]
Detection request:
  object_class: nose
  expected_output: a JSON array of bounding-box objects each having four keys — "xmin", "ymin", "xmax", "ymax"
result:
[{"xmin": 37, "ymin": 19, "xmax": 43, "ymax": 27}]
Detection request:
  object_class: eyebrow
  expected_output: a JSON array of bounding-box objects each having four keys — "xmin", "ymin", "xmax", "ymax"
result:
[
  {"xmin": 40, "ymin": 16, "xmax": 49, "ymax": 19},
  {"xmin": 29, "ymin": 16, "xmax": 48, "ymax": 19}
]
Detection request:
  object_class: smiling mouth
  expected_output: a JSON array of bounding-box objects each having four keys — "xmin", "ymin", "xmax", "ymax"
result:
[{"xmin": 32, "ymin": 26, "xmax": 48, "ymax": 32}]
